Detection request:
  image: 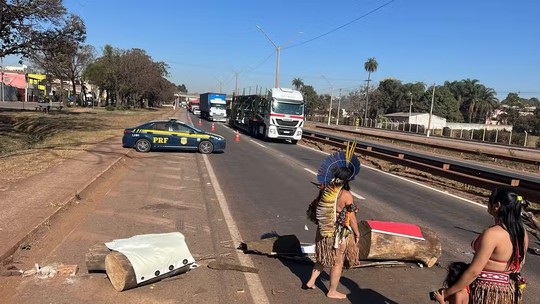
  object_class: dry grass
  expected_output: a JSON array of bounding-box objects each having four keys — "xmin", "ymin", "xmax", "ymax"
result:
[{"xmin": 0, "ymin": 108, "xmax": 173, "ymax": 183}]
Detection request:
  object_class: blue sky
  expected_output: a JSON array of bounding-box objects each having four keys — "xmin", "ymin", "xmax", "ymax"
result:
[{"xmin": 7, "ymin": 0, "xmax": 540, "ymax": 99}]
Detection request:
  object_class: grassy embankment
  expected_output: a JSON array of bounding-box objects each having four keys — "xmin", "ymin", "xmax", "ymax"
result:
[{"xmin": 0, "ymin": 107, "xmax": 174, "ymax": 183}]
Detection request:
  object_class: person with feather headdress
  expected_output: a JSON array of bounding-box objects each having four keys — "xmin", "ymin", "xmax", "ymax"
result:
[{"xmin": 305, "ymin": 141, "xmax": 361, "ymax": 299}]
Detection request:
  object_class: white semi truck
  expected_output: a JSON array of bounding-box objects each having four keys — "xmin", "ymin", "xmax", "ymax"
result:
[{"xmin": 229, "ymin": 88, "xmax": 304, "ymax": 144}]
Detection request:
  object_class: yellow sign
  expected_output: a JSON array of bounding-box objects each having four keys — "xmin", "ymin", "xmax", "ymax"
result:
[
  {"xmin": 153, "ymin": 137, "xmax": 168, "ymax": 144},
  {"xmin": 180, "ymin": 137, "xmax": 188, "ymax": 145}
]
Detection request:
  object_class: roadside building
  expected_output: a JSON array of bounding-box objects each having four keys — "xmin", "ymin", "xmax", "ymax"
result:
[{"xmin": 384, "ymin": 112, "xmax": 446, "ymax": 130}]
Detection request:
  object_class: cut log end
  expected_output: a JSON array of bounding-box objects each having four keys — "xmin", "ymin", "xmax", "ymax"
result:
[
  {"xmin": 358, "ymin": 221, "xmax": 441, "ymax": 267},
  {"xmin": 105, "ymin": 251, "xmax": 138, "ymax": 292}
]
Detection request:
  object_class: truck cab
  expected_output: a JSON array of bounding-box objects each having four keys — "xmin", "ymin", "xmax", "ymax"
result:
[
  {"xmin": 229, "ymin": 88, "xmax": 304, "ymax": 144},
  {"xmin": 200, "ymin": 93, "xmax": 227, "ymax": 122},
  {"xmin": 264, "ymin": 88, "xmax": 304, "ymax": 143}
]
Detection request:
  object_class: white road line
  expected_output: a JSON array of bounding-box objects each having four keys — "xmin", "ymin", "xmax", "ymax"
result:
[
  {"xmin": 202, "ymin": 154, "xmax": 270, "ymax": 304},
  {"xmin": 250, "ymin": 139, "xmax": 266, "ymax": 148},
  {"xmin": 298, "ymin": 143, "xmax": 483, "ymax": 207},
  {"xmin": 303, "ymin": 168, "xmax": 365, "ymax": 200}
]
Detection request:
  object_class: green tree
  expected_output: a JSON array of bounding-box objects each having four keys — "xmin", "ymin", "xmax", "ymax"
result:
[
  {"xmin": 0, "ymin": 1, "xmax": 85, "ymax": 60},
  {"xmin": 292, "ymin": 78, "xmax": 304, "ymax": 90},
  {"xmin": 83, "ymin": 45, "xmax": 120, "ymax": 105},
  {"xmin": 176, "ymin": 84, "xmax": 187, "ymax": 93}
]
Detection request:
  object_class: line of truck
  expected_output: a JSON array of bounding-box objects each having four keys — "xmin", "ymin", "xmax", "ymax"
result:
[
  {"xmin": 228, "ymin": 88, "xmax": 304, "ymax": 144},
  {"xmin": 192, "ymin": 88, "xmax": 305, "ymax": 143}
]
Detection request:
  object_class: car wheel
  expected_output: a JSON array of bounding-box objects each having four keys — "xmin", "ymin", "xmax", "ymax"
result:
[
  {"xmin": 291, "ymin": 140, "xmax": 298, "ymax": 144},
  {"xmin": 198, "ymin": 140, "xmax": 214, "ymax": 154},
  {"xmin": 135, "ymin": 138, "xmax": 151, "ymax": 153}
]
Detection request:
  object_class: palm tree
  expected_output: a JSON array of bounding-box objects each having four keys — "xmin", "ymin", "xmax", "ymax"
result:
[
  {"xmin": 475, "ymin": 86, "xmax": 499, "ymax": 123},
  {"xmin": 364, "ymin": 57, "xmax": 378, "ymax": 121},
  {"xmin": 292, "ymin": 78, "xmax": 304, "ymax": 91}
]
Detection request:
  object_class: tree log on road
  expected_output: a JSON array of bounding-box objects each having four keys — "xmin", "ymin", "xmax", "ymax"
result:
[
  {"xmin": 358, "ymin": 221, "xmax": 441, "ymax": 267},
  {"xmin": 85, "ymin": 244, "xmax": 110, "ymax": 272}
]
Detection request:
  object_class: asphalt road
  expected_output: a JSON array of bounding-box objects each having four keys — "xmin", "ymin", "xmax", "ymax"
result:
[
  {"xmin": 188, "ymin": 112, "xmax": 540, "ymax": 303},
  {"xmin": 2, "ymin": 109, "xmax": 537, "ymax": 304}
]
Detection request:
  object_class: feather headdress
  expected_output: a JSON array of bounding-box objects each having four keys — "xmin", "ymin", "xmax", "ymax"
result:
[{"xmin": 317, "ymin": 141, "xmax": 361, "ymax": 185}]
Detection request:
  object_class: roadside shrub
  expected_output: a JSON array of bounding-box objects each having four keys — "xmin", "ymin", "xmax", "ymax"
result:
[
  {"xmin": 116, "ymin": 105, "xmax": 129, "ymax": 111},
  {"xmin": 105, "ymin": 105, "xmax": 115, "ymax": 111}
]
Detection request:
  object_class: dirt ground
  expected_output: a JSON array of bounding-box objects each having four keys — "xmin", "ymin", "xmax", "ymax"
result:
[{"xmin": 0, "ymin": 108, "xmax": 171, "ymax": 184}]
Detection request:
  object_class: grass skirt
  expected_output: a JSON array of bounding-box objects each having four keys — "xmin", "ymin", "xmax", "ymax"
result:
[
  {"xmin": 470, "ymin": 270, "xmax": 522, "ymax": 304},
  {"xmin": 315, "ymin": 232, "xmax": 359, "ymax": 268}
]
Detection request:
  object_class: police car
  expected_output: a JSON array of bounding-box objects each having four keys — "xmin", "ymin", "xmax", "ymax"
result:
[{"xmin": 122, "ymin": 119, "xmax": 226, "ymax": 154}]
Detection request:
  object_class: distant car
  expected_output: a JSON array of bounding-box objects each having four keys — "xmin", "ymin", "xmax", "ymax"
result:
[
  {"xmin": 122, "ymin": 119, "xmax": 226, "ymax": 154},
  {"xmin": 192, "ymin": 105, "xmax": 201, "ymax": 115}
]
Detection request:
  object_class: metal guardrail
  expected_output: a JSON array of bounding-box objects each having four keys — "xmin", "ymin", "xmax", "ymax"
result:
[
  {"xmin": 303, "ymin": 129, "xmax": 540, "ymax": 203},
  {"xmin": 314, "ymin": 125, "xmax": 540, "ymax": 169}
]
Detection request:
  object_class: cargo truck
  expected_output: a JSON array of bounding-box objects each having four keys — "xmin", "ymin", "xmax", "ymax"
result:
[
  {"xmin": 199, "ymin": 93, "xmax": 227, "ymax": 122},
  {"xmin": 229, "ymin": 88, "xmax": 304, "ymax": 144}
]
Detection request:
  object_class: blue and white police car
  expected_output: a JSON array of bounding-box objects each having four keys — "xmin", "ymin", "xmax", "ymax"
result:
[{"xmin": 122, "ymin": 119, "xmax": 226, "ymax": 154}]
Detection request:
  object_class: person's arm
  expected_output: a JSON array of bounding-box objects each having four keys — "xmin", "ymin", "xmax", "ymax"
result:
[
  {"xmin": 445, "ymin": 229, "xmax": 497, "ymax": 298},
  {"xmin": 343, "ymin": 191, "xmax": 360, "ymax": 242},
  {"xmin": 522, "ymin": 230, "xmax": 529, "ymax": 266}
]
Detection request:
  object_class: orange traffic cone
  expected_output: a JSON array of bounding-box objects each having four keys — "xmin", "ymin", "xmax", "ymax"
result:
[
  {"xmin": 234, "ymin": 130, "xmax": 240, "ymax": 142},
  {"xmin": 198, "ymin": 119, "xmax": 202, "ymax": 126},
  {"xmin": 211, "ymin": 123, "xmax": 215, "ymax": 132}
]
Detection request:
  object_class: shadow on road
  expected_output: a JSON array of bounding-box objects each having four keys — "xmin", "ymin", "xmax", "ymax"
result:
[
  {"xmin": 279, "ymin": 258, "xmax": 399, "ymax": 303},
  {"xmin": 256, "ymin": 232, "xmax": 399, "ymax": 303}
]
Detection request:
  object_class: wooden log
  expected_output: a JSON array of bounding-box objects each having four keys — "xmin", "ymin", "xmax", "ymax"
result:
[
  {"xmin": 105, "ymin": 251, "xmax": 138, "ymax": 292},
  {"xmin": 85, "ymin": 244, "xmax": 110, "ymax": 272},
  {"xmin": 104, "ymin": 251, "xmax": 194, "ymax": 292},
  {"xmin": 358, "ymin": 221, "xmax": 441, "ymax": 267}
]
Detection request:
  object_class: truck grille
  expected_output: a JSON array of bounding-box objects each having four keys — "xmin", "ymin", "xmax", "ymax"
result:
[
  {"xmin": 277, "ymin": 128, "xmax": 296, "ymax": 136},
  {"xmin": 275, "ymin": 119, "xmax": 299, "ymax": 127}
]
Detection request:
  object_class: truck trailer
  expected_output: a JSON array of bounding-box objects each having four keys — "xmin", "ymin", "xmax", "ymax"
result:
[
  {"xmin": 199, "ymin": 93, "xmax": 227, "ymax": 122},
  {"xmin": 229, "ymin": 88, "xmax": 304, "ymax": 144}
]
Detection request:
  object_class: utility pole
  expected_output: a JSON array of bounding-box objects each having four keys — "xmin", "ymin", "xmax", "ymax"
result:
[
  {"xmin": 214, "ymin": 77, "xmax": 223, "ymax": 93},
  {"xmin": 256, "ymin": 25, "xmax": 302, "ymax": 89},
  {"xmin": 1, "ymin": 57, "xmax": 4, "ymax": 102},
  {"xmin": 364, "ymin": 79, "xmax": 371, "ymax": 125},
  {"xmin": 234, "ymin": 71, "xmax": 238, "ymax": 96},
  {"xmin": 322, "ymin": 75, "xmax": 333, "ymax": 125},
  {"xmin": 336, "ymin": 88, "xmax": 342, "ymax": 125},
  {"xmin": 427, "ymin": 84, "xmax": 436, "ymax": 137},
  {"xmin": 408, "ymin": 92, "xmax": 413, "ymax": 132}
]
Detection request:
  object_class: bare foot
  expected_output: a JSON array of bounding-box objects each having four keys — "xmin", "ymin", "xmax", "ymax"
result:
[
  {"xmin": 303, "ymin": 282, "xmax": 316, "ymax": 290},
  {"xmin": 327, "ymin": 291, "xmax": 347, "ymax": 299}
]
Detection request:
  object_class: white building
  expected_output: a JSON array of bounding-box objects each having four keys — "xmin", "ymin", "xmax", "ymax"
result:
[{"xmin": 384, "ymin": 112, "xmax": 446, "ymax": 130}]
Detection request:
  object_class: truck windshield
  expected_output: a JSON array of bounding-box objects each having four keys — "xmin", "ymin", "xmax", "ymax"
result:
[
  {"xmin": 271, "ymin": 101, "xmax": 304, "ymax": 115},
  {"xmin": 211, "ymin": 104, "xmax": 226, "ymax": 110}
]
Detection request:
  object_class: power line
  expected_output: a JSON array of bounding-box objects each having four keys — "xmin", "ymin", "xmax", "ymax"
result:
[{"xmin": 284, "ymin": 0, "xmax": 396, "ymax": 50}]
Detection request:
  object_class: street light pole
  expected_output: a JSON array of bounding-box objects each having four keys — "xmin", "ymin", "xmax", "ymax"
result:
[
  {"xmin": 336, "ymin": 88, "xmax": 342, "ymax": 125},
  {"xmin": 427, "ymin": 84, "xmax": 436, "ymax": 137},
  {"xmin": 1, "ymin": 57, "xmax": 4, "ymax": 102},
  {"xmin": 256, "ymin": 25, "xmax": 302, "ymax": 89},
  {"xmin": 408, "ymin": 92, "xmax": 413, "ymax": 132},
  {"xmin": 364, "ymin": 79, "xmax": 371, "ymax": 125},
  {"xmin": 322, "ymin": 76, "xmax": 333, "ymax": 126}
]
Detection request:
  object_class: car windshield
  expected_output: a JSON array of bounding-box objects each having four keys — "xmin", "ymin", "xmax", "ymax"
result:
[{"xmin": 271, "ymin": 100, "xmax": 304, "ymax": 115}]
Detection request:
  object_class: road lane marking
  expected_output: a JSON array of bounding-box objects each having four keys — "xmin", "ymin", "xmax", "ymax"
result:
[
  {"xmin": 250, "ymin": 139, "xmax": 266, "ymax": 148},
  {"xmin": 303, "ymin": 168, "xmax": 365, "ymax": 200},
  {"xmin": 202, "ymin": 154, "xmax": 270, "ymax": 304},
  {"xmin": 298, "ymin": 144, "xmax": 483, "ymax": 207}
]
